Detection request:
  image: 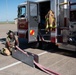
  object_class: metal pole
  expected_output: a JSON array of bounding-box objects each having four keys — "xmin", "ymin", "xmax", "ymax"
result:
[{"xmin": 6, "ymin": 0, "xmax": 8, "ymax": 23}]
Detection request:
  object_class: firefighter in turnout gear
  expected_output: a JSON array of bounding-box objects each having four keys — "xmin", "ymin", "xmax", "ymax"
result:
[
  {"xmin": 1, "ymin": 30, "xmax": 19, "ymax": 56},
  {"xmin": 45, "ymin": 10, "xmax": 56, "ymax": 32}
]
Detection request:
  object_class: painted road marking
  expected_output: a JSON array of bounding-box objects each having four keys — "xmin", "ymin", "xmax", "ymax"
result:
[
  {"xmin": 0, "ymin": 61, "xmax": 21, "ymax": 71},
  {"xmin": 0, "ymin": 51, "xmax": 47, "ymax": 71},
  {"xmin": 38, "ymin": 51, "xmax": 47, "ymax": 56}
]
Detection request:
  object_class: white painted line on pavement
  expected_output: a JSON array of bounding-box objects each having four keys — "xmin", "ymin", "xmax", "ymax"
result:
[
  {"xmin": 38, "ymin": 51, "xmax": 47, "ymax": 56},
  {"xmin": 0, "ymin": 51, "xmax": 48, "ymax": 71},
  {"xmin": 0, "ymin": 61, "xmax": 21, "ymax": 71}
]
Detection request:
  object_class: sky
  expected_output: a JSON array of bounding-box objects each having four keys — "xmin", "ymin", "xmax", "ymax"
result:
[
  {"xmin": 0, "ymin": 0, "xmax": 26, "ymax": 21},
  {"xmin": 0, "ymin": 0, "xmax": 76, "ymax": 21}
]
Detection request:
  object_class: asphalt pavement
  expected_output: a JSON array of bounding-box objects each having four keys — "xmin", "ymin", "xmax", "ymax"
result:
[{"xmin": 0, "ymin": 24, "xmax": 76, "ymax": 75}]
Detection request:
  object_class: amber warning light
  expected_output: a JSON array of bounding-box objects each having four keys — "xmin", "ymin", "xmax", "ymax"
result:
[{"xmin": 30, "ymin": 30, "xmax": 35, "ymax": 36}]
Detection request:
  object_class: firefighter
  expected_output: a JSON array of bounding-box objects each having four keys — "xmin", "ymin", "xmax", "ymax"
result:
[
  {"xmin": 1, "ymin": 30, "xmax": 19, "ymax": 55},
  {"xmin": 45, "ymin": 10, "xmax": 56, "ymax": 32}
]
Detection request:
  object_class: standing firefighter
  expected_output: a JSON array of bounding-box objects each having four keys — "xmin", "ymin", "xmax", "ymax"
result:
[
  {"xmin": 45, "ymin": 10, "xmax": 56, "ymax": 32},
  {"xmin": 1, "ymin": 30, "xmax": 19, "ymax": 56}
]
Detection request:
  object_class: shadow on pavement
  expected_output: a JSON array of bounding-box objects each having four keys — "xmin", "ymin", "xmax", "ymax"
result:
[
  {"xmin": 45, "ymin": 42, "xmax": 76, "ymax": 58},
  {"xmin": 0, "ymin": 38, "xmax": 6, "ymax": 44},
  {"xmin": 19, "ymin": 38, "xmax": 28, "ymax": 50},
  {"xmin": 15, "ymin": 38, "xmax": 76, "ymax": 58}
]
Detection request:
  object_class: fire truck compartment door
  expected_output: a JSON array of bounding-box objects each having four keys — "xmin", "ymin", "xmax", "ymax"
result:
[{"xmin": 28, "ymin": 2, "xmax": 38, "ymax": 42}]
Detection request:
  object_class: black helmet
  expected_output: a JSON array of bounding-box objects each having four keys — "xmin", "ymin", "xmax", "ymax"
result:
[{"xmin": 7, "ymin": 30, "xmax": 14, "ymax": 35}]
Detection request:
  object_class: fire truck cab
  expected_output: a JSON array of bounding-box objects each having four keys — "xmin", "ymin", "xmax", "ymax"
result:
[{"xmin": 17, "ymin": 0, "xmax": 76, "ymax": 51}]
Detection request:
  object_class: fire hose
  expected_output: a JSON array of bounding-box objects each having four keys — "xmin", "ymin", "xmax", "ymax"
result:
[{"xmin": 15, "ymin": 46, "xmax": 60, "ymax": 75}]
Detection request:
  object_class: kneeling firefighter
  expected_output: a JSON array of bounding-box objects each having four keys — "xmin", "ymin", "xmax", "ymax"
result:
[{"xmin": 1, "ymin": 30, "xmax": 19, "ymax": 56}]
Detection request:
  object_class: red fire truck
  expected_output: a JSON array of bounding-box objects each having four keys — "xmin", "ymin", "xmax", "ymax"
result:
[{"xmin": 17, "ymin": 0, "xmax": 76, "ymax": 51}]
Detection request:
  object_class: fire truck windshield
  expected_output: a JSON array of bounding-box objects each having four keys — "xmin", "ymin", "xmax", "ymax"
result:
[{"xmin": 18, "ymin": 6, "xmax": 26, "ymax": 18}]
